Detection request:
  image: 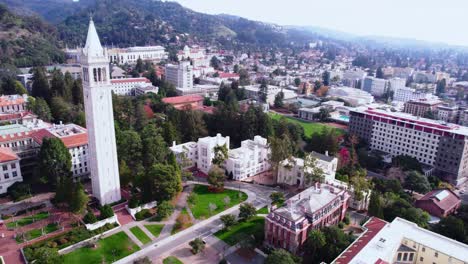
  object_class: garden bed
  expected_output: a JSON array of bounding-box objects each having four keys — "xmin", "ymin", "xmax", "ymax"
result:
[
  {"xmin": 6, "ymin": 211, "xmax": 49, "ymax": 228},
  {"xmin": 16, "ymin": 223, "xmax": 59, "ymax": 243}
]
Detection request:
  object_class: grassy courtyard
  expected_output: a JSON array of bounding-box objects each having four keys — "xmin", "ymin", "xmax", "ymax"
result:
[
  {"xmin": 130, "ymin": 226, "xmax": 151, "ymax": 244},
  {"xmin": 256, "ymin": 206, "xmax": 269, "ymax": 214},
  {"xmin": 144, "ymin": 224, "xmax": 164, "ymax": 237},
  {"xmin": 189, "ymin": 185, "xmax": 247, "ymax": 219},
  {"xmin": 7, "ymin": 212, "xmax": 49, "ymax": 228},
  {"xmin": 269, "ymin": 112, "xmax": 345, "ymax": 137},
  {"xmin": 16, "ymin": 223, "xmax": 59, "ymax": 243},
  {"xmin": 214, "ymin": 216, "xmax": 265, "ymax": 246},
  {"xmin": 163, "ymin": 256, "xmax": 184, "ymax": 264},
  {"xmin": 62, "ymin": 231, "xmax": 140, "ymax": 264}
]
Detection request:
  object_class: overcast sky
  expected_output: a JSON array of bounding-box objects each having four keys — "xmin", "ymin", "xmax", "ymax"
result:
[{"xmin": 174, "ymin": 0, "xmax": 467, "ymax": 47}]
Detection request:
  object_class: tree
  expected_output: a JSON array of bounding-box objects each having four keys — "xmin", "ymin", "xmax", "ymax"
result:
[
  {"xmin": 31, "ymin": 67, "xmax": 51, "ymax": 102},
  {"xmin": 303, "ymin": 230, "xmax": 326, "ymax": 263},
  {"xmin": 316, "ymin": 107, "xmax": 331, "ymax": 121},
  {"xmin": 223, "ymin": 196, "xmax": 231, "ymax": 207},
  {"xmin": 69, "ymin": 182, "xmax": 89, "ymax": 214},
  {"xmin": 269, "ymin": 192, "xmax": 285, "ymax": 206},
  {"xmin": 83, "ymin": 211, "xmax": 98, "ymax": 224},
  {"xmin": 404, "ymin": 171, "xmax": 431, "ymax": 194},
  {"xmin": 141, "ymin": 163, "xmax": 181, "ymax": 202},
  {"xmin": 189, "ymin": 238, "xmax": 205, "ymax": 254},
  {"xmin": 99, "ymin": 205, "xmax": 114, "ymax": 219},
  {"xmin": 207, "ymin": 165, "xmax": 226, "ymax": 190},
  {"xmin": 303, "ymin": 155, "xmax": 325, "ymax": 185},
  {"xmin": 212, "ymin": 144, "xmax": 229, "ymax": 166},
  {"xmin": 239, "ymin": 203, "xmax": 256, "ymax": 220},
  {"xmin": 210, "ymin": 56, "xmax": 221, "ymax": 70},
  {"xmin": 436, "ymin": 78, "xmax": 446, "ymax": 95},
  {"xmin": 294, "ymin": 77, "xmax": 301, "ymax": 86},
  {"xmin": 303, "ymin": 226, "xmax": 352, "ymax": 263},
  {"xmin": 117, "ymin": 130, "xmax": 143, "ymax": 172},
  {"xmin": 134, "ymin": 257, "xmax": 152, "ymax": 264},
  {"xmin": 141, "ymin": 125, "xmax": 169, "ymax": 168},
  {"xmin": 269, "ymin": 135, "xmax": 294, "ymax": 182},
  {"xmin": 50, "ymin": 69, "xmax": 66, "ymax": 98},
  {"xmin": 368, "ymin": 191, "xmax": 384, "ymax": 218},
  {"xmin": 135, "ymin": 58, "xmax": 144, "ymax": 73},
  {"xmin": 28, "ymin": 97, "xmax": 52, "ymax": 121},
  {"xmin": 71, "ymin": 79, "xmax": 83, "ymax": 105},
  {"xmin": 208, "ymin": 202, "xmax": 217, "ymax": 215},
  {"xmin": 392, "ymin": 155, "xmax": 422, "ymax": 172},
  {"xmin": 376, "ymin": 66, "xmax": 384, "ymax": 79},
  {"xmin": 31, "ymin": 246, "xmax": 63, "ymax": 264},
  {"xmin": 50, "ymin": 96, "xmax": 73, "ymax": 123},
  {"xmin": 322, "ymin": 71, "xmax": 330, "ymax": 86},
  {"xmin": 265, "ymin": 249, "xmax": 298, "ymax": 264},
  {"xmin": 274, "ymin": 91, "xmax": 284, "ymax": 108},
  {"xmin": 38, "ymin": 138, "xmax": 72, "ymax": 185},
  {"xmin": 258, "ymin": 79, "xmax": 269, "ymax": 103},
  {"xmin": 156, "ymin": 201, "xmax": 174, "ymax": 220},
  {"xmin": 238, "ymin": 68, "xmax": 250, "ymax": 85},
  {"xmin": 433, "ymin": 216, "xmax": 466, "ymax": 243}
]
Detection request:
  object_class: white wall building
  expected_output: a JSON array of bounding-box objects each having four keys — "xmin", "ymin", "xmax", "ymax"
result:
[
  {"xmin": 0, "ymin": 148, "xmax": 22, "ymax": 194},
  {"xmin": 327, "ymin": 86, "xmax": 374, "ymax": 106},
  {"xmin": 108, "ymin": 46, "xmax": 166, "ymax": 64},
  {"xmin": 225, "ymin": 136, "xmax": 270, "ymax": 180},
  {"xmin": 80, "ymin": 19, "xmax": 121, "ymax": 205},
  {"xmin": 361, "ymin": 76, "xmax": 388, "ymax": 97},
  {"xmin": 244, "ymin": 84, "xmax": 297, "ymax": 105},
  {"xmin": 277, "ymin": 151, "xmax": 338, "ymax": 187},
  {"xmin": 393, "ymin": 86, "xmax": 434, "ymax": 102},
  {"xmin": 165, "ymin": 61, "xmax": 193, "ymax": 90},
  {"xmin": 110, "ymin": 77, "xmax": 153, "ymax": 96},
  {"xmin": 388, "ymin": 77, "xmax": 406, "ymax": 91}
]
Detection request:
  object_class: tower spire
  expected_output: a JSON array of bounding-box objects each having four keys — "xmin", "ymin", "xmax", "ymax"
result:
[{"xmin": 84, "ymin": 18, "xmax": 104, "ymax": 57}]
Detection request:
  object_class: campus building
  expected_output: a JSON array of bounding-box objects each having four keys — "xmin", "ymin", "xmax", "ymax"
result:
[
  {"xmin": 0, "ymin": 147, "xmax": 22, "ymax": 194},
  {"xmin": 361, "ymin": 76, "xmax": 388, "ymax": 97},
  {"xmin": 348, "ymin": 107, "xmax": 468, "ymax": 185},
  {"xmin": 403, "ymin": 98, "xmax": 442, "ymax": 117},
  {"xmin": 265, "ymin": 183, "xmax": 350, "ymax": 253},
  {"xmin": 415, "ymin": 189, "xmax": 461, "ymax": 218},
  {"xmin": 224, "ymin": 136, "xmax": 270, "ymax": 180},
  {"xmin": 108, "ymin": 46, "xmax": 166, "ymax": 64},
  {"xmin": 110, "ymin": 77, "xmax": 154, "ymax": 96},
  {"xmin": 332, "ymin": 217, "xmax": 468, "ymax": 264},
  {"xmin": 165, "ymin": 61, "xmax": 193, "ymax": 90}
]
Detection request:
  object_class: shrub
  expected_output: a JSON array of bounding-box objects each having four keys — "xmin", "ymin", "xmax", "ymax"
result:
[
  {"xmin": 135, "ymin": 209, "xmax": 152, "ymax": 221},
  {"xmin": 343, "ymin": 215, "xmax": 350, "ymax": 225},
  {"xmin": 83, "ymin": 211, "xmax": 98, "ymax": 224},
  {"xmin": 128, "ymin": 195, "xmax": 140, "ymax": 209},
  {"xmin": 338, "ymin": 222, "xmax": 344, "ymax": 229},
  {"xmin": 99, "ymin": 205, "xmax": 114, "ymax": 219},
  {"xmin": 239, "ymin": 203, "xmax": 256, "ymax": 220},
  {"xmin": 7, "ymin": 182, "xmax": 31, "ymax": 201},
  {"xmin": 155, "ymin": 201, "xmax": 174, "ymax": 221},
  {"xmin": 187, "ymin": 192, "xmax": 198, "ymax": 205}
]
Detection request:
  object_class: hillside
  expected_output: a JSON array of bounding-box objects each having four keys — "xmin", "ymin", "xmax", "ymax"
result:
[
  {"xmin": 0, "ymin": 0, "xmax": 314, "ymax": 49},
  {"xmin": 0, "ymin": 4, "xmax": 64, "ymax": 68}
]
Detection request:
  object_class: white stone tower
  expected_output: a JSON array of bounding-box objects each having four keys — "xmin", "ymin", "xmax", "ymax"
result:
[{"xmin": 80, "ymin": 19, "xmax": 121, "ymax": 205}]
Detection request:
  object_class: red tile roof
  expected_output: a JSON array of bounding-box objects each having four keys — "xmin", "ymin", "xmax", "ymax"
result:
[
  {"xmin": 217, "ymin": 71, "xmax": 239, "ymax": 79},
  {"xmin": 334, "ymin": 217, "xmax": 388, "ymax": 264},
  {"xmin": 110, "ymin": 78, "xmax": 150, "ymax": 84},
  {"xmin": 0, "ymin": 111, "xmax": 35, "ymax": 121},
  {"xmin": 162, "ymin": 95, "xmax": 204, "ymax": 105},
  {"xmin": 416, "ymin": 189, "xmax": 460, "ymax": 212},
  {"xmin": 0, "ymin": 96, "xmax": 26, "ymax": 107},
  {"xmin": 31, "ymin": 128, "xmax": 88, "ymax": 148},
  {"xmin": 0, "ymin": 147, "xmax": 18, "ymax": 163}
]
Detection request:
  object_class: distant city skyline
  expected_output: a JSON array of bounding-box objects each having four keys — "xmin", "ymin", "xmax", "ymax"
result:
[{"xmin": 175, "ymin": 0, "xmax": 467, "ymax": 47}]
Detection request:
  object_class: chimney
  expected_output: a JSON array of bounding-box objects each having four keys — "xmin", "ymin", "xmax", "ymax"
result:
[
  {"xmin": 325, "ymin": 151, "xmax": 329, "ymax": 156},
  {"xmin": 172, "ymin": 141, "xmax": 176, "ymax": 147}
]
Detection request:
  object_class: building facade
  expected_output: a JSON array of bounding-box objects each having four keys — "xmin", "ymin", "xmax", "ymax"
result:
[
  {"xmin": 0, "ymin": 148, "xmax": 22, "ymax": 194},
  {"xmin": 414, "ymin": 189, "xmax": 461, "ymax": 218},
  {"xmin": 393, "ymin": 87, "xmax": 434, "ymax": 103},
  {"xmin": 361, "ymin": 76, "xmax": 388, "ymax": 97},
  {"xmin": 165, "ymin": 61, "xmax": 193, "ymax": 90},
  {"xmin": 403, "ymin": 99, "xmax": 442, "ymax": 117},
  {"xmin": 108, "ymin": 46, "xmax": 166, "ymax": 64},
  {"xmin": 349, "ymin": 107, "xmax": 468, "ymax": 185},
  {"xmin": 265, "ymin": 183, "xmax": 350, "ymax": 253},
  {"xmin": 80, "ymin": 19, "xmax": 121, "ymax": 205},
  {"xmin": 110, "ymin": 77, "xmax": 153, "ymax": 96},
  {"xmin": 224, "ymin": 136, "xmax": 270, "ymax": 180}
]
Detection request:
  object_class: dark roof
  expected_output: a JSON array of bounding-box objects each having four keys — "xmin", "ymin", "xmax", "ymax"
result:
[{"xmin": 417, "ymin": 189, "xmax": 460, "ymax": 212}]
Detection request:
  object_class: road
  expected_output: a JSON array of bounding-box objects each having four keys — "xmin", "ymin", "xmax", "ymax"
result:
[{"xmin": 114, "ymin": 180, "xmax": 278, "ymax": 264}]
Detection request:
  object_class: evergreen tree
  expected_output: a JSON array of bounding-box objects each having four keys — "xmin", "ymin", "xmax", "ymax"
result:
[
  {"xmin": 50, "ymin": 69, "xmax": 65, "ymax": 98},
  {"xmin": 69, "ymin": 182, "xmax": 89, "ymax": 213},
  {"xmin": 141, "ymin": 124, "xmax": 169, "ymax": 168},
  {"xmin": 72, "ymin": 79, "xmax": 83, "ymax": 105},
  {"xmin": 141, "ymin": 163, "xmax": 181, "ymax": 202},
  {"xmin": 31, "ymin": 67, "xmax": 51, "ymax": 102},
  {"xmin": 28, "ymin": 97, "xmax": 52, "ymax": 121},
  {"xmin": 368, "ymin": 191, "xmax": 384, "ymax": 218},
  {"xmin": 376, "ymin": 66, "xmax": 384, "ymax": 79},
  {"xmin": 37, "ymin": 137, "xmax": 72, "ymax": 185},
  {"xmin": 322, "ymin": 71, "xmax": 330, "ymax": 86}
]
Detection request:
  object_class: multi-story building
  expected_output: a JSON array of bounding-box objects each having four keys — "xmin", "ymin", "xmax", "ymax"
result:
[
  {"xmin": 244, "ymin": 84, "xmax": 297, "ymax": 105},
  {"xmin": 415, "ymin": 189, "xmax": 461, "ymax": 218},
  {"xmin": 332, "ymin": 217, "xmax": 468, "ymax": 264},
  {"xmin": 225, "ymin": 136, "xmax": 270, "ymax": 180},
  {"xmin": 361, "ymin": 76, "xmax": 388, "ymax": 97},
  {"xmin": 388, "ymin": 77, "xmax": 406, "ymax": 91},
  {"xmin": 349, "ymin": 107, "xmax": 468, "ymax": 185},
  {"xmin": 110, "ymin": 77, "xmax": 153, "ymax": 96},
  {"xmin": 436, "ymin": 104, "xmax": 459, "ymax": 124},
  {"xmin": 162, "ymin": 95, "xmax": 204, "ymax": 110},
  {"xmin": 165, "ymin": 61, "xmax": 193, "ymax": 90},
  {"xmin": 403, "ymin": 98, "xmax": 442, "ymax": 117},
  {"xmin": 277, "ymin": 151, "xmax": 338, "ymax": 187},
  {"xmin": 393, "ymin": 87, "xmax": 434, "ymax": 103},
  {"xmin": 342, "ymin": 69, "xmax": 367, "ymax": 88},
  {"xmin": 32, "ymin": 124, "xmax": 89, "ymax": 178},
  {"xmin": 327, "ymin": 86, "xmax": 374, "ymax": 106},
  {"xmin": 0, "ymin": 147, "xmax": 22, "ymax": 194},
  {"xmin": 265, "ymin": 183, "xmax": 350, "ymax": 253},
  {"xmin": 0, "ymin": 94, "xmax": 28, "ymax": 113},
  {"xmin": 108, "ymin": 46, "xmax": 166, "ymax": 64}
]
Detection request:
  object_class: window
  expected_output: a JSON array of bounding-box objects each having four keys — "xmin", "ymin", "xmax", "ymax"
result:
[
  {"xmin": 4, "ymin": 173, "xmax": 9, "ymax": 179},
  {"xmin": 2, "ymin": 165, "xmax": 7, "ymax": 171},
  {"xmin": 435, "ymin": 252, "xmax": 438, "ymax": 257},
  {"xmin": 12, "ymin": 171, "xmax": 17, "ymax": 177},
  {"xmin": 11, "ymin": 163, "xmax": 16, "ymax": 169}
]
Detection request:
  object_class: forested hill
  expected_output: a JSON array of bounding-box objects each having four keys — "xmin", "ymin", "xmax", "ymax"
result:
[
  {"xmin": 0, "ymin": 4, "xmax": 64, "ymax": 68},
  {"xmin": 0, "ymin": 0, "xmax": 314, "ymax": 49}
]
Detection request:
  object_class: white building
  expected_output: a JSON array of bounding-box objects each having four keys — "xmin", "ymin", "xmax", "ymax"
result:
[
  {"xmin": 393, "ymin": 86, "xmax": 434, "ymax": 102},
  {"xmin": 165, "ymin": 61, "xmax": 193, "ymax": 90},
  {"xmin": 134, "ymin": 85, "xmax": 159, "ymax": 96},
  {"xmin": 110, "ymin": 77, "xmax": 153, "ymax": 96},
  {"xmin": 333, "ymin": 217, "xmax": 468, "ymax": 264},
  {"xmin": 0, "ymin": 147, "xmax": 22, "ymax": 194},
  {"xmin": 342, "ymin": 69, "xmax": 367, "ymax": 88},
  {"xmin": 327, "ymin": 86, "xmax": 374, "ymax": 106},
  {"xmin": 80, "ymin": 19, "xmax": 121, "ymax": 205},
  {"xmin": 277, "ymin": 151, "xmax": 338, "ymax": 187},
  {"xmin": 225, "ymin": 136, "xmax": 270, "ymax": 180},
  {"xmin": 388, "ymin": 77, "xmax": 406, "ymax": 91},
  {"xmin": 244, "ymin": 84, "xmax": 297, "ymax": 105},
  {"xmin": 361, "ymin": 76, "xmax": 389, "ymax": 97},
  {"xmin": 108, "ymin": 46, "xmax": 166, "ymax": 64},
  {"xmin": 0, "ymin": 94, "xmax": 28, "ymax": 113}
]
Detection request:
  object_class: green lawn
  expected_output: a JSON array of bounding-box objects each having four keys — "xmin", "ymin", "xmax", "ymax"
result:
[
  {"xmin": 269, "ymin": 112, "xmax": 345, "ymax": 137},
  {"xmin": 214, "ymin": 216, "xmax": 265, "ymax": 246},
  {"xmin": 256, "ymin": 206, "xmax": 269, "ymax": 214},
  {"xmin": 62, "ymin": 231, "xmax": 140, "ymax": 264},
  {"xmin": 16, "ymin": 223, "xmax": 59, "ymax": 243},
  {"xmin": 144, "ymin": 224, "xmax": 164, "ymax": 237},
  {"xmin": 129, "ymin": 226, "xmax": 151, "ymax": 244},
  {"xmin": 7, "ymin": 212, "xmax": 49, "ymax": 228},
  {"xmin": 163, "ymin": 256, "xmax": 184, "ymax": 264},
  {"xmin": 189, "ymin": 185, "xmax": 247, "ymax": 219}
]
